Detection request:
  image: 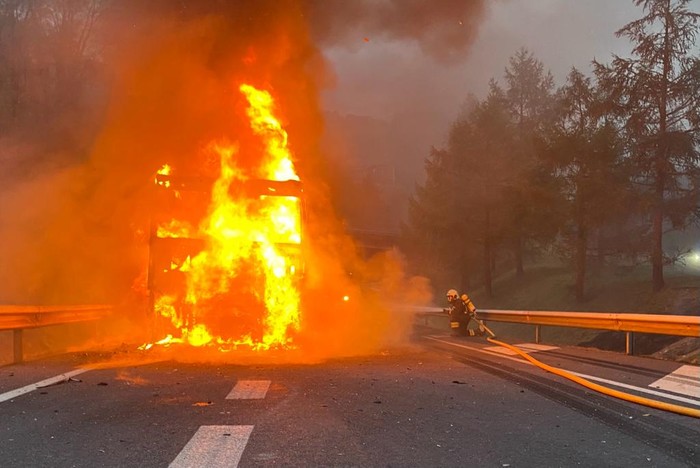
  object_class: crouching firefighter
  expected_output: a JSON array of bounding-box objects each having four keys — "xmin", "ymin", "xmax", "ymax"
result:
[
  {"xmin": 444, "ymin": 289, "xmax": 471, "ymax": 336},
  {"xmin": 444, "ymin": 289, "xmax": 486, "ymax": 337}
]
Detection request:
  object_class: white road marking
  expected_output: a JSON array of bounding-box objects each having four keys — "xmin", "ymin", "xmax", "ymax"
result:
[
  {"xmin": 0, "ymin": 368, "xmax": 89, "ymax": 403},
  {"xmin": 226, "ymin": 380, "xmax": 271, "ymax": 400},
  {"xmin": 649, "ymin": 365, "xmax": 700, "ymax": 398},
  {"xmin": 426, "ymin": 335, "xmax": 700, "ymax": 407},
  {"xmin": 169, "ymin": 425, "xmax": 253, "ymax": 468},
  {"xmin": 484, "ymin": 343, "xmax": 559, "ymax": 355},
  {"xmin": 570, "ymin": 370, "xmax": 700, "ymax": 407}
]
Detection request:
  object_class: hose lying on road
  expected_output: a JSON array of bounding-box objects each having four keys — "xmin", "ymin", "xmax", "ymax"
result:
[{"xmin": 486, "ymin": 337, "xmax": 700, "ymax": 419}]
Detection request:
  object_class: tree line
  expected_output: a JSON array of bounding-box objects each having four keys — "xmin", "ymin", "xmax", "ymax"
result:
[
  {"xmin": 0, "ymin": 1, "xmax": 105, "ymax": 144},
  {"xmin": 402, "ymin": 0, "xmax": 700, "ymax": 300},
  {"xmin": 0, "ymin": 0, "xmax": 205, "ymax": 170}
]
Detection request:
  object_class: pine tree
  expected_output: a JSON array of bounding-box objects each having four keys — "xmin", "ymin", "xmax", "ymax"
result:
[
  {"xmin": 595, "ymin": 0, "xmax": 700, "ymax": 291},
  {"xmin": 502, "ymin": 48, "xmax": 557, "ymax": 277},
  {"xmin": 403, "ymin": 144, "xmax": 479, "ymax": 293},
  {"xmin": 452, "ymin": 82, "xmax": 513, "ymax": 297},
  {"xmin": 547, "ymin": 68, "xmax": 627, "ymax": 301}
]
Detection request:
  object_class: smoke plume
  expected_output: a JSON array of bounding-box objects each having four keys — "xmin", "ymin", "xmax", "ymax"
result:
[
  {"xmin": 305, "ymin": 0, "xmax": 487, "ymax": 62},
  {"xmin": 0, "ymin": 0, "xmax": 440, "ymax": 362}
]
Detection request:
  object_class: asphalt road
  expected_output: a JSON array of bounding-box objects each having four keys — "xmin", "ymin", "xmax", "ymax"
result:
[{"xmin": 0, "ymin": 326, "xmax": 698, "ymax": 467}]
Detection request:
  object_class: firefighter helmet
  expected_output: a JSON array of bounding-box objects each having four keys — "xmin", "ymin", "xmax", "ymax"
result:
[{"xmin": 446, "ymin": 289, "xmax": 459, "ymax": 300}]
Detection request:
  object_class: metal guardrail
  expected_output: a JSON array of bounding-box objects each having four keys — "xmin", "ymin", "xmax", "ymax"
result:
[
  {"xmin": 476, "ymin": 309, "xmax": 700, "ymax": 336},
  {"xmin": 411, "ymin": 306, "xmax": 700, "ymax": 355},
  {"xmin": 0, "ymin": 305, "xmax": 112, "ymax": 364}
]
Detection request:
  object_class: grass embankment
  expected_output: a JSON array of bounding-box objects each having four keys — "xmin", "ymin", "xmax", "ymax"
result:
[{"xmin": 461, "ymin": 262, "xmax": 700, "ymax": 363}]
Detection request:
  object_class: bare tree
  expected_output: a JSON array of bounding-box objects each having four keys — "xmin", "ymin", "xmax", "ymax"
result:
[
  {"xmin": 0, "ymin": 0, "xmax": 104, "ymax": 126},
  {"xmin": 0, "ymin": 0, "xmax": 37, "ymax": 128}
]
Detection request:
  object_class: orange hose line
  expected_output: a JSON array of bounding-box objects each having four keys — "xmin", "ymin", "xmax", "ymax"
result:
[{"xmin": 485, "ymin": 337, "xmax": 700, "ymax": 419}]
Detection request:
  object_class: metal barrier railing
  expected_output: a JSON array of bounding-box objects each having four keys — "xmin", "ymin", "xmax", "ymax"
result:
[
  {"xmin": 411, "ymin": 306, "xmax": 700, "ymax": 355},
  {"xmin": 2, "ymin": 304, "xmax": 696, "ymax": 361},
  {"xmin": 0, "ymin": 305, "xmax": 113, "ymax": 364}
]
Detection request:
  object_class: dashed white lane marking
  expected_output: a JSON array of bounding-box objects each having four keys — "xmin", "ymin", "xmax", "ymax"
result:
[
  {"xmin": 226, "ymin": 380, "xmax": 271, "ymax": 400},
  {"xmin": 169, "ymin": 425, "xmax": 253, "ymax": 468},
  {"xmin": 0, "ymin": 368, "xmax": 89, "ymax": 403},
  {"xmin": 426, "ymin": 335, "xmax": 700, "ymax": 407},
  {"xmin": 483, "ymin": 343, "xmax": 559, "ymax": 355},
  {"xmin": 649, "ymin": 365, "xmax": 700, "ymax": 398}
]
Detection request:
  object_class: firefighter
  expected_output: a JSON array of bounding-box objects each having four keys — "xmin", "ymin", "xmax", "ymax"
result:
[{"xmin": 445, "ymin": 289, "xmax": 470, "ymax": 336}]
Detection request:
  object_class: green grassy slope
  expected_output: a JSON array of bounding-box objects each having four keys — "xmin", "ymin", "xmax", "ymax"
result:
[
  {"xmin": 470, "ymin": 263, "xmax": 699, "ymax": 313},
  {"xmin": 452, "ymin": 262, "xmax": 700, "ymax": 363}
]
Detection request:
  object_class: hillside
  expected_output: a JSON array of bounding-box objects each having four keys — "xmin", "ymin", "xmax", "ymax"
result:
[{"xmin": 460, "ymin": 262, "xmax": 700, "ymax": 364}]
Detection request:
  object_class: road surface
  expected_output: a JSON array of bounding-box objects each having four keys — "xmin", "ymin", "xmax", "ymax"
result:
[{"xmin": 1, "ymin": 325, "xmax": 698, "ymax": 467}]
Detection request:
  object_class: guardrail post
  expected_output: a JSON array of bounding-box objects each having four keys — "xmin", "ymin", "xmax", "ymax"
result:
[
  {"xmin": 535, "ymin": 325, "xmax": 541, "ymax": 344},
  {"xmin": 13, "ymin": 329, "xmax": 23, "ymax": 364},
  {"xmin": 625, "ymin": 332, "xmax": 635, "ymax": 355}
]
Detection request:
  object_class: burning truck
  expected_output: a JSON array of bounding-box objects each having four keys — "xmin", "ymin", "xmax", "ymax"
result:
[{"xmin": 142, "ymin": 84, "xmax": 305, "ymax": 351}]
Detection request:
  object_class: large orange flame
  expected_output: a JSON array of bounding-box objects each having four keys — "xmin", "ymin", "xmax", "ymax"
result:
[
  {"xmin": 144, "ymin": 84, "xmax": 302, "ymax": 351},
  {"xmin": 240, "ymin": 84, "xmax": 299, "ymax": 182}
]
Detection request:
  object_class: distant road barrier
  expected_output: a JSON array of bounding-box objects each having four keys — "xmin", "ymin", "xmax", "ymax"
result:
[
  {"xmin": 0, "ymin": 305, "xmax": 113, "ymax": 364},
  {"xmin": 410, "ymin": 306, "xmax": 700, "ymax": 355}
]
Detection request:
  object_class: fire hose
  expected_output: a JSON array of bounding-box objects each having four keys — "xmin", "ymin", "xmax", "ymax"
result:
[{"xmin": 472, "ymin": 316, "xmax": 700, "ymax": 419}]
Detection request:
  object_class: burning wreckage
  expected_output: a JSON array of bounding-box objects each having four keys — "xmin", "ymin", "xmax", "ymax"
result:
[{"xmin": 142, "ymin": 84, "xmax": 306, "ymax": 352}]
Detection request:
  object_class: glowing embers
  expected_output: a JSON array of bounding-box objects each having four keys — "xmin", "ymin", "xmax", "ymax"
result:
[{"xmin": 146, "ymin": 84, "xmax": 302, "ymax": 352}]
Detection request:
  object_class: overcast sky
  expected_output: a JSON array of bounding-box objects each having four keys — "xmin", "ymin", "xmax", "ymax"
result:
[{"xmin": 319, "ymin": 0, "xmax": 659, "ymax": 145}]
